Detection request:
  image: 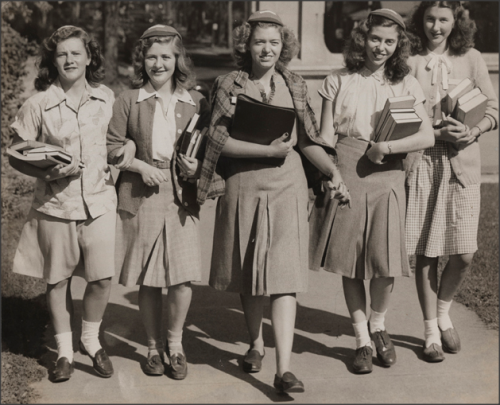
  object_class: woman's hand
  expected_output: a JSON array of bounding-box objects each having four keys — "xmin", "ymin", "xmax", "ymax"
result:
[
  {"xmin": 366, "ymin": 141, "xmax": 389, "ymax": 165},
  {"xmin": 270, "ymin": 133, "xmax": 294, "ymax": 158},
  {"xmin": 176, "ymin": 154, "xmax": 201, "ymax": 180},
  {"xmin": 114, "ymin": 139, "xmax": 136, "ymax": 170},
  {"xmin": 140, "ymin": 164, "xmax": 168, "ymax": 187},
  {"xmin": 439, "ymin": 116, "xmax": 470, "ymax": 145},
  {"xmin": 327, "ymin": 174, "xmax": 351, "ymax": 207},
  {"xmin": 455, "ymin": 125, "xmax": 480, "ymax": 148},
  {"xmin": 46, "ymin": 155, "xmax": 83, "ymax": 181}
]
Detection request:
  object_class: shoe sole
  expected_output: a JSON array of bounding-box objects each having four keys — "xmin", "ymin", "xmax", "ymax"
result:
[
  {"xmin": 274, "ymin": 384, "xmax": 305, "ymax": 394},
  {"xmin": 352, "ymin": 368, "xmax": 372, "ymax": 374},
  {"xmin": 442, "ymin": 345, "xmax": 459, "ymax": 354},
  {"xmin": 242, "ymin": 363, "xmax": 261, "ymax": 373}
]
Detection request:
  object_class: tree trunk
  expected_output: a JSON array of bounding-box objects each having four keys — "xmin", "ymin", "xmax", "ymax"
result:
[
  {"xmin": 227, "ymin": 2, "xmax": 233, "ymax": 49},
  {"xmin": 103, "ymin": 1, "xmax": 119, "ymax": 84}
]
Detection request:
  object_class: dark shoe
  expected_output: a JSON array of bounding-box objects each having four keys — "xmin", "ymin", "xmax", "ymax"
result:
[
  {"xmin": 371, "ymin": 329, "xmax": 397, "ymax": 367},
  {"xmin": 79, "ymin": 340, "xmax": 114, "ymax": 378},
  {"xmin": 242, "ymin": 348, "xmax": 265, "ymax": 373},
  {"xmin": 168, "ymin": 352, "xmax": 188, "ymax": 380},
  {"xmin": 142, "ymin": 354, "xmax": 165, "ymax": 376},
  {"xmin": 352, "ymin": 345, "xmax": 373, "ymax": 374},
  {"xmin": 273, "ymin": 372, "xmax": 305, "ymax": 394},
  {"xmin": 53, "ymin": 357, "xmax": 74, "ymax": 382},
  {"xmin": 440, "ymin": 327, "xmax": 461, "ymax": 354},
  {"xmin": 422, "ymin": 343, "xmax": 445, "ymax": 362}
]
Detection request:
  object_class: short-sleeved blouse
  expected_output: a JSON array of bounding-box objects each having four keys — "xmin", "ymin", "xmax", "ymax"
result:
[
  {"xmin": 10, "ymin": 79, "xmax": 116, "ymax": 220},
  {"xmin": 318, "ymin": 67, "xmax": 426, "ymax": 141}
]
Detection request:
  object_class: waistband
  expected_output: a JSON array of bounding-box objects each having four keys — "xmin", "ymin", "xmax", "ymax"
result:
[{"xmin": 152, "ymin": 160, "xmax": 170, "ymax": 169}]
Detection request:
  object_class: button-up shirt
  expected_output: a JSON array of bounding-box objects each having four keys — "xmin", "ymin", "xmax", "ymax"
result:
[{"xmin": 11, "ymin": 79, "xmax": 117, "ymax": 220}]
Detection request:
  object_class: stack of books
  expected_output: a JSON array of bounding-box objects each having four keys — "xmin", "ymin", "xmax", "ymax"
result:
[
  {"xmin": 441, "ymin": 78, "xmax": 488, "ymax": 128},
  {"xmin": 7, "ymin": 140, "xmax": 84, "ymax": 169},
  {"xmin": 178, "ymin": 113, "xmax": 208, "ymax": 159},
  {"xmin": 374, "ymin": 95, "xmax": 421, "ymax": 143}
]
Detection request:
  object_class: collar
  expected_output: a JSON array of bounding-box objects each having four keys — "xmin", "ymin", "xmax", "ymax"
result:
[
  {"xmin": 137, "ymin": 82, "xmax": 195, "ymax": 106},
  {"xmin": 360, "ymin": 66, "xmax": 386, "ymax": 83},
  {"xmin": 45, "ymin": 79, "xmax": 107, "ymax": 110}
]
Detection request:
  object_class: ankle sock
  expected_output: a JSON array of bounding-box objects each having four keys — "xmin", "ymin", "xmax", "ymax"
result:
[
  {"xmin": 369, "ymin": 308, "xmax": 387, "ymax": 333},
  {"xmin": 437, "ymin": 299, "xmax": 453, "ymax": 331},
  {"xmin": 147, "ymin": 336, "xmax": 164, "ymax": 359},
  {"xmin": 166, "ymin": 329, "xmax": 183, "ymax": 356},
  {"xmin": 424, "ymin": 318, "xmax": 441, "ymax": 348},
  {"xmin": 55, "ymin": 331, "xmax": 74, "ymax": 362},
  {"xmin": 81, "ymin": 319, "xmax": 102, "ymax": 357},
  {"xmin": 352, "ymin": 320, "xmax": 371, "ymax": 349}
]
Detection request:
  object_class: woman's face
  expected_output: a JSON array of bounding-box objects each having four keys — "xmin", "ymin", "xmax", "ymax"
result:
[
  {"xmin": 423, "ymin": 6, "xmax": 455, "ymax": 51},
  {"xmin": 53, "ymin": 37, "xmax": 90, "ymax": 86},
  {"xmin": 144, "ymin": 41, "xmax": 177, "ymax": 90},
  {"xmin": 248, "ymin": 25, "xmax": 283, "ymax": 73},
  {"xmin": 365, "ymin": 25, "xmax": 399, "ymax": 71}
]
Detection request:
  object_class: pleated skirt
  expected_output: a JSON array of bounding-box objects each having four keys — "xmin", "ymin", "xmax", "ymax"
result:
[
  {"xmin": 209, "ymin": 150, "xmax": 309, "ymax": 295},
  {"xmin": 116, "ymin": 168, "xmax": 201, "ymax": 288},
  {"xmin": 309, "ymin": 135, "xmax": 410, "ymax": 279}
]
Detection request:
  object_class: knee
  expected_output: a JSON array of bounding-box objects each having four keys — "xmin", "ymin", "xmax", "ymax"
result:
[
  {"xmin": 170, "ymin": 282, "xmax": 191, "ymax": 294},
  {"xmin": 47, "ymin": 278, "xmax": 70, "ymax": 292},
  {"xmin": 89, "ymin": 277, "xmax": 112, "ymax": 291},
  {"xmin": 452, "ymin": 254, "xmax": 474, "ymax": 270}
]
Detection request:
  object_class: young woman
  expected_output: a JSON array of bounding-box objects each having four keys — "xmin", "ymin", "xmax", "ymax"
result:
[
  {"xmin": 309, "ymin": 9, "xmax": 434, "ymax": 374},
  {"xmin": 405, "ymin": 2, "xmax": 498, "ymax": 362},
  {"xmin": 9, "ymin": 26, "xmax": 122, "ymax": 382},
  {"xmin": 106, "ymin": 25, "xmax": 210, "ymax": 380},
  {"xmin": 196, "ymin": 10, "xmax": 347, "ymax": 394}
]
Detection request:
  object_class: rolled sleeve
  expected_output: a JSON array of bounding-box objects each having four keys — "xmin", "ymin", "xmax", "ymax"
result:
[
  {"xmin": 106, "ymin": 94, "xmax": 130, "ymax": 164},
  {"xmin": 318, "ymin": 73, "xmax": 340, "ymax": 102},
  {"xmin": 10, "ymin": 98, "xmax": 42, "ymax": 141}
]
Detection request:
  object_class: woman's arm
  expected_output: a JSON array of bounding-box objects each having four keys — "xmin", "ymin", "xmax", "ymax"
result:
[
  {"xmin": 221, "ymin": 134, "xmax": 293, "ymax": 159},
  {"xmin": 367, "ymin": 102, "xmax": 435, "ymax": 164},
  {"xmin": 107, "ymin": 94, "xmax": 132, "ymax": 165}
]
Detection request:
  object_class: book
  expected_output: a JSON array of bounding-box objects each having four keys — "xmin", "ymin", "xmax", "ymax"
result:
[
  {"xmin": 231, "ymin": 94, "xmax": 296, "ymax": 145},
  {"xmin": 456, "ymin": 87, "xmax": 481, "ymax": 107},
  {"xmin": 186, "ymin": 129, "xmax": 199, "ymax": 157},
  {"xmin": 442, "ymin": 77, "xmax": 474, "ymax": 115},
  {"xmin": 178, "ymin": 113, "xmax": 200, "ymax": 155},
  {"xmin": 374, "ymin": 95, "xmax": 416, "ymax": 138},
  {"xmin": 377, "ymin": 110, "xmax": 417, "ymax": 142},
  {"xmin": 8, "ymin": 140, "xmax": 84, "ymax": 169},
  {"xmin": 7, "ymin": 148, "xmax": 69, "ymax": 169},
  {"xmin": 10, "ymin": 140, "xmax": 65, "ymax": 153},
  {"xmin": 190, "ymin": 127, "xmax": 208, "ymax": 159},
  {"xmin": 454, "ymin": 92, "xmax": 488, "ymax": 128}
]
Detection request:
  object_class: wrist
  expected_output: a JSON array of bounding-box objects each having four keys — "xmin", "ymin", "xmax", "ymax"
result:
[{"xmin": 472, "ymin": 126, "xmax": 482, "ymax": 138}]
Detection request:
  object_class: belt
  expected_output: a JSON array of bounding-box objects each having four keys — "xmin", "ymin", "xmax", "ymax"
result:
[{"xmin": 152, "ymin": 160, "xmax": 170, "ymax": 169}]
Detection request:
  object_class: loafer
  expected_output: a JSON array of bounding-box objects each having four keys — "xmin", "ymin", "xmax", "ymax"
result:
[
  {"xmin": 79, "ymin": 340, "xmax": 114, "ymax": 378},
  {"xmin": 168, "ymin": 352, "xmax": 188, "ymax": 380},
  {"xmin": 142, "ymin": 354, "xmax": 165, "ymax": 376},
  {"xmin": 242, "ymin": 348, "xmax": 265, "ymax": 373},
  {"xmin": 440, "ymin": 327, "xmax": 461, "ymax": 354},
  {"xmin": 422, "ymin": 343, "xmax": 445, "ymax": 363},
  {"xmin": 371, "ymin": 329, "xmax": 397, "ymax": 367},
  {"xmin": 273, "ymin": 372, "xmax": 305, "ymax": 394},
  {"xmin": 53, "ymin": 357, "xmax": 74, "ymax": 382},
  {"xmin": 352, "ymin": 345, "xmax": 373, "ymax": 374}
]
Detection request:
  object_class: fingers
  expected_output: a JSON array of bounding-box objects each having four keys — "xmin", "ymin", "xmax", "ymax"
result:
[
  {"xmin": 446, "ymin": 116, "xmax": 462, "ymax": 126},
  {"xmin": 279, "ymin": 132, "xmax": 290, "ymax": 141}
]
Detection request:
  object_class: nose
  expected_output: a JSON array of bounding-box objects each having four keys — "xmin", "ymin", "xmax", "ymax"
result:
[
  {"xmin": 66, "ymin": 54, "xmax": 74, "ymax": 64},
  {"xmin": 431, "ymin": 20, "xmax": 440, "ymax": 32},
  {"xmin": 154, "ymin": 58, "xmax": 162, "ymax": 68},
  {"xmin": 262, "ymin": 42, "xmax": 271, "ymax": 53}
]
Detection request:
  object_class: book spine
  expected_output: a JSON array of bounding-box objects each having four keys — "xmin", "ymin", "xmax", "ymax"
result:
[{"xmin": 186, "ymin": 130, "xmax": 199, "ymax": 157}]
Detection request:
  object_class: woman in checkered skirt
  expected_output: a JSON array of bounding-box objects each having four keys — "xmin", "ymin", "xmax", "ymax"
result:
[
  {"xmin": 405, "ymin": 2, "xmax": 498, "ymax": 362},
  {"xmin": 107, "ymin": 25, "xmax": 210, "ymax": 380}
]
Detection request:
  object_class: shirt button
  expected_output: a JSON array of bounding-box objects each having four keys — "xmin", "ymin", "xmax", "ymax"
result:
[
  {"xmin": 177, "ymin": 129, "xmax": 182, "ymax": 134},
  {"xmin": 176, "ymin": 113, "xmax": 181, "ymax": 118},
  {"xmin": 184, "ymin": 202, "xmax": 188, "ymax": 206}
]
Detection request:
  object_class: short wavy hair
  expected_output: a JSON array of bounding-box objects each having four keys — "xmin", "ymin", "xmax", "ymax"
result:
[
  {"xmin": 233, "ymin": 22, "xmax": 300, "ymax": 71},
  {"xmin": 131, "ymin": 35, "xmax": 195, "ymax": 90},
  {"xmin": 407, "ymin": 2, "xmax": 476, "ymax": 56},
  {"xmin": 35, "ymin": 26, "xmax": 104, "ymax": 91}
]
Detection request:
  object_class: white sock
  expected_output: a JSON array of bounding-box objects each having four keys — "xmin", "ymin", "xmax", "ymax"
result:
[
  {"xmin": 147, "ymin": 335, "xmax": 164, "ymax": 359},
  {"xmin": 437, "ymin": 299, "xmax": 453, "ymax": 331},
  {"xmin": 352, "ymin": 320, "xmax": 371, "ymax": 349},
  {"xmin": 166, "ymin": 329, "xmax": 183, "ymax": 356},
  {"xmin": 55, "ymin": 331, "xmax": 74, "ymax": 362},
  {"xmin": 81, "ymin": 319, "xmax": 102, "ymax": 357},
  {"xmin": 369, "ymin": 308, "xmax": 387, "ymax": 333},
  {"xmin": 424, "ymin": 318, "xmax": 441, "ymax": 348}
]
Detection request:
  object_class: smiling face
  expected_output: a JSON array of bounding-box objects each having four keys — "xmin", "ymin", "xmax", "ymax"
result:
[
  {"xmin": 144, "ymin": 41, "xmax": 177, "ymax": 90},
  {"xmin": 365, "ymin": 25, "xmax": 399, "ymax": 71},
  {"xmin": 53, "ymin": 37, "xmax": 91, "ymax": 87},
  {"xmin": 423, "ymin": 6, "xmax": 455, "ymax": 52},
  {"xmin": 248, "ymin": 25, "xmax": 283, "ymax": 74}
]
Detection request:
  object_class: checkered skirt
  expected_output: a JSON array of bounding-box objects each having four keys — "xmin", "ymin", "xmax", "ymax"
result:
[
  {"xmin": 405, "ymin": 141, "xmax": 480, "ymax": 257},
  {"xmin": 116, "ymin": 168, "xmax": 201, "ymax": 288}
]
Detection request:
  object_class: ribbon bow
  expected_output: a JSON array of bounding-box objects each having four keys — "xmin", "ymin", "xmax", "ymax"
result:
[{"xmin": 426, "ymin": 51, "xmax": 453, "ymax": 107}]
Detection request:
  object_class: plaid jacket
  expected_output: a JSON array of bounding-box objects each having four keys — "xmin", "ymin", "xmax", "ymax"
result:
[{"xmin": 197, "ymin": 66, "xmax": 336, "ymax": 205}]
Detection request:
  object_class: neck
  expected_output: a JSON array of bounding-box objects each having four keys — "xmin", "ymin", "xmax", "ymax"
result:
[
  {"xmin": 60, "ymin": 76, "xmax": 86, "ymax": 96},
  {"xmin": 427, "ymin": 41, "xmax": 447, "ymax": 55},
  {"xmin": 364, "ymin": 61, "xmax": 385, "ymax": 74},
  {"xmin": 151, "ymin": 79, "xmax": 175, "ymax": 99},
  {"xmin": 250, "ymin": 65, "xmax": 275, "ymax": 82}
]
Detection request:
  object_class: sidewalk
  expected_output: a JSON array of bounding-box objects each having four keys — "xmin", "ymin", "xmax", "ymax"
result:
[{"xmin": 32, "ymin": 198, "xmax": 498, "ymax": 404}]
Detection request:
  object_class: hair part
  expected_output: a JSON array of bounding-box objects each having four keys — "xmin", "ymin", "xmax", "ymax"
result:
[
  {"xmin": 344, "ymin": 15, "xmax": 411, "ymax": 84},
  {"xmin": 407, "ymin": 1, "xmax": 476, "ymax": 56},
  {"xmin": 34, "ymin": 26, "xmax": 104, "ymax": 91},
  {"xmin": 232, "ymin": 21, "xmax": 300, "ymax": 71},
  {"xmin": 131, "ymin": 35, "xmax": 195, "ymax": 90}
]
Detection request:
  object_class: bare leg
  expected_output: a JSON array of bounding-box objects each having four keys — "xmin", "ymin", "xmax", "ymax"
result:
[
  {"xmin": 82, "ymin": 277, "xmax": 112, "ymax": 322},
  {"xmin": 166, "ymin": 282, "xmax": 192, "ymax": 334},
  {"xmin": 438, "ymin": 254, "xmax": 474, "ymax": 301},
  {"xmin": 270, "ymin": 293, "xmax": 296, "ymax": 377},
  {"xmin": 414, "ymin": 255, "xmax": 439, "ymax": 320},
  {"xmin": 240, "ymin": 294, "xmax": 265, "ymax": 354},
  {"xmin": 342, "ymin": 277, "xmax": 367, "ymax": 323},
  {"xmin": 47, "ymin": 277, "xmax": 74, "ymax": 334},
  {"xmin": 369, "ymin": 277, "xmax": 394, "ymax": 314},
  {"xmin": 139, "ymin": 285, "xmax": 163, "ymax": 350}
]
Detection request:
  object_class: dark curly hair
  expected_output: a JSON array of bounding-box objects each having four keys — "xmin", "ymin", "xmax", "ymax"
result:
[
  {"xmin": 232, "ymin": 22, "xmax": 300, "ymax": 71},
  {"xmin": 406, "ymin": 2, "xmax": 476, "ymax": 56},
  {"xmin": 131, "ymin": 35, "xmax": 195, "ymax": 90},
  {"xmin": 344, "ymin": 15, "xmax": 411, "ymax": 84},
  {"xmin": 34, "ymin": 26, "xmax": 104, "ymax": 91}
]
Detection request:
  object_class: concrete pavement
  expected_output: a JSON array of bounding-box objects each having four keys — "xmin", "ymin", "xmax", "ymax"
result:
[{"xmin": 33, "ymin": 199, "xmax": 498, "ymax": 404}]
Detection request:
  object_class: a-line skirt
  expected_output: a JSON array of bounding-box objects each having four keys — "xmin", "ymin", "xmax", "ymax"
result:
[
  {"xmin": 210, "ymin": 149, "xmax": 309, "ymax": 295},
  {"xmin": 405, "ymin": 141, "xmax": 480, "ymax": 257},
  {"xmin": 309, "ymin": 135, "xmax": 410, "ymax": 279},
  {"xmin": 116, "ymin": 168, "xmax": 201, "ymax": 288}
]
